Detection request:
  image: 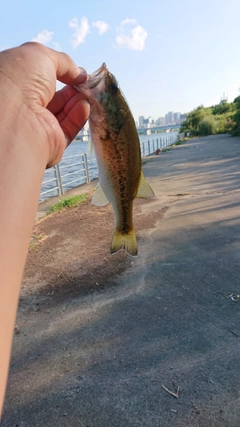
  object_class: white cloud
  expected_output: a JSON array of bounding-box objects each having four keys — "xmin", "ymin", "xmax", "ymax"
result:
[
  {"xmin": 116, "ymin": 18, "xmax": 147, "ymax": 51},
  {"xmin": 69, "ymin": 16, "xmax": 90, "ymax": 48},
  {"xmin": 92, "ymin": 20, "xmax": 110, "ymax": 35},
  {"xmin": 32, "ymin": 29, "xmax": 54, "ymax": 45}
]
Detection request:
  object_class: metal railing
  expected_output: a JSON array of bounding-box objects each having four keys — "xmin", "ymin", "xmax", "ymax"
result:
[
  {"xmin": 140, "ymin": 133, "xmax": 178, "ymax": 156},
  {"xmin": 40, "ymin": 132, "xmax": 178, "ymax": 201}
]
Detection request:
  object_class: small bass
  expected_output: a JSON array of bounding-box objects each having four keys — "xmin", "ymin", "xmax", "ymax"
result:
[{"xmin": 75, "ymin": 63, "xmax": 154, "ymax": 256}]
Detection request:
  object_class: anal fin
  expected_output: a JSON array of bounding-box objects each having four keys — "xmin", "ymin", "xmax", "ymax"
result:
[
  {"xmin": 91, "ymin": 184, "xmax": 109, "ymax": 206},
  {"xmin": 136, "ymin": 172, "xmax": 155, "ymax": 199}
]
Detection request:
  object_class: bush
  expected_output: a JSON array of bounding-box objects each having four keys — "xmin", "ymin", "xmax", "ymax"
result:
[
  {"xmin": 212, "ymin": 101, "xmax": 232, "ymax": 115},
  {"xmin": 231, "ymin": 96, "xmax": 240, "ymax": 135},
  {"xmin": 180, "ymin": 97, "xmax": 240, "ymax": 137},
  {"xmin": 198, "ymin": 116, "xmax": 218, "ymax": 136}
]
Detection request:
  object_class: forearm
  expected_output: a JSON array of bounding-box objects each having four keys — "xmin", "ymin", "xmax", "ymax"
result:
[
  {"xmin": 0, "ymin": 107, "xmax": 47, "ymax": 416},
  {"xmin": 0, "ymin": 42, "xmax": 90, "ymax": 417}
]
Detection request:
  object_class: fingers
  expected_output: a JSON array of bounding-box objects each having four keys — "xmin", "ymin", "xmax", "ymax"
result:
[
  {"xmin": 14, "ymin": 42, "xmax": 91, "ymax": 164},
  {"xmin": 47, "ymin": 85, "xmax": 90, "ymax": 144},
  {"xmin": 45, "ymin": 98, "xmax": 90, "ymax": 168},
  {"xmin": 47, "ymin": 85, "xmax": 88, "ymax": 116},
  {"xmin": 59, "ymin": 99, "xmax": 90, "ymax": 146},
  {"xmin": 20, "ymin": 42, "xmax": 88, "ymax": 85},
  {"xmin": 45, "ymin": 45, "xmax": 87, "ymax": 85}
]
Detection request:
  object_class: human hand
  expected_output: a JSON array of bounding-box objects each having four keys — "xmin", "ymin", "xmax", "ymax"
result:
[{"xmin": 0, "ymin": 42, "xmax": 90, "ymax": 167}]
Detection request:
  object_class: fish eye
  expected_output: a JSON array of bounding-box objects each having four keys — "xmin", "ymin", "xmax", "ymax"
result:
[{"xmin": 108, "ymin": 83, "xmax": 118, "ymax": 94}]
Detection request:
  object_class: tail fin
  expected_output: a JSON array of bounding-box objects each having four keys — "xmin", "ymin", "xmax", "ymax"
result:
[{"xmin": 110, "ymin": 228, "xmax": 138, "ymax": 256}]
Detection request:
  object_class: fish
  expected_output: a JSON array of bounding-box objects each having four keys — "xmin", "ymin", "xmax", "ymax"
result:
[{"xmin": 75, "ymin": 63, "xmax": 154, "ymax": 256}]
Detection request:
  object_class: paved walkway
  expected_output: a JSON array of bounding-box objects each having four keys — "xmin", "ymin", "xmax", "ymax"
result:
[{"xmin": 2, "ymin": 134, "xmax": 240, "ymax": 426}]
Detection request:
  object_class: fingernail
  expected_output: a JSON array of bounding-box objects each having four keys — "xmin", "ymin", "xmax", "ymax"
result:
[{"xmin": 78, "ymin": 66, "xmax": 87, "ymax": 77}]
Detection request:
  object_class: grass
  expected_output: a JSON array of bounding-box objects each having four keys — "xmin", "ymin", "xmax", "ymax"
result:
[
  {"xmin": 30, "ymin": 194, "xmax": 89, "ymax": 252},
  {"xmin": 161, "ymin": 138, "xmax": 188, "ymax": 153},
  {"xmin": 173, "ymin": 140, "xmax": 184, "ymax": 146},
  {"xmin": 29, "ymin": 233, "xmax": 46, "ymax": 252},
  {"xmin": 47, "ymin": 194, "xmax": 89, "ymax": 215},
  {"xmin": 172, "ymin": 138, "xmax": 189, "ymax": 147}
]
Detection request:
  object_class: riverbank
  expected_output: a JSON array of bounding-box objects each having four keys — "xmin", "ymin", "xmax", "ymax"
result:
[{"xmin": 2, "ymin": 134, "xmax": 240, "ymax": 426}]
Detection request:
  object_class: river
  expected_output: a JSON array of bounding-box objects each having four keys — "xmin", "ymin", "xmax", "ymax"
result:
[{"xmin": 40, "ymin": 131, "xmax": 178, "ymax": 201}]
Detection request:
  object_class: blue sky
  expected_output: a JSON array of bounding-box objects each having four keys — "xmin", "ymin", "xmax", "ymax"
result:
[{"xmin": 2, "ymin": 0, "xmax": 240, "ymax": 121}]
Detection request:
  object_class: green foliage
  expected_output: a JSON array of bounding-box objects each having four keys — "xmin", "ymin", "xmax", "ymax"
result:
[
  {"xmin": 231, "ymin": 96, "xmax": 240, "ymax": 136},
  {"xmin": 47, "ymin": 194, "xmax": 88, "ymax": 214},
  {"xmin": 233, "ymin": 95, "xmax": 240, "ymax": 108},
  {"xmin": 212, "ymin": 101, "xmax": 232, "ymax": 115},
  {"xmin": 180, "ymin": 96, "xmax": 240, "ymax": 137},
  {"xmin": 180, "ymin": 106, "xmax": 206, "ymax": 136},
  {"xmin": 198, "ymin": 116, "xmax": 218, "ymax": 136}
]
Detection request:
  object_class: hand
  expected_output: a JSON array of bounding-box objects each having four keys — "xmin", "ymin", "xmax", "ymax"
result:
[{"xmin": 0, "ymin": 42, "xmax": 90, "ymax": 167}]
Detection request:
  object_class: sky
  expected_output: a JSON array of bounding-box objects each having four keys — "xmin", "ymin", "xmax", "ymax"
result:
[{"xmin": 2, "ymin": 0, "xmax": 240, "ymax": 122}]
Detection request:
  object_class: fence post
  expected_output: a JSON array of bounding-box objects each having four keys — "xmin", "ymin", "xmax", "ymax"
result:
[
  {"xmin": 83, "ymin": 152, "xmax": 90, "ymax": 183},
  {"xmin": 148, "ymin": 140, "xmax": 150, "ymax": 155},
  {"xmin": 142, "ymin": 142, "xmax": 145, "ymax": 157},
  {"xmin": 55, "ymin": 164, "xmax": 64, "ymax": 195}
]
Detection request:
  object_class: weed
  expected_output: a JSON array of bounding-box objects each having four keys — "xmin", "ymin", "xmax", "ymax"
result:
[
  {"xmin": 47, "ymin": 194, "xmax": 89, "ymax": 215},
  {"xmin": 29, "ymin": 233, "xmax": 46, "ymax": 252}
]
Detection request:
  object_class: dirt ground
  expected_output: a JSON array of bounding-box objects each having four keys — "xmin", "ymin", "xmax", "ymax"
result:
[
  {"xmin": 2, "ymin": 134, "xmax": 240, "ymax": 427},
  {"xmin": 23, "ymin": 196, "xmax": 163, "ymax": 302}
]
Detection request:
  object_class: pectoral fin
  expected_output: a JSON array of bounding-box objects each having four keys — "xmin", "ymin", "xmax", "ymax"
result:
[
  {"xmin": 136, "ymin": 172, "xmax": 155, "ymax": 199},
  {"xmin": 87, "ymin": 138, "xmax": 95, "ymax": 157},
  {"xmin": 91, "ymin": 184, "xmax": 109, "ymax": 206}
]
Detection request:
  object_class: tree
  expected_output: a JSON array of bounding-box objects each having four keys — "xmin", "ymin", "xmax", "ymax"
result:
[
  {"xmin": 212, "ymin": 101, "xmax": 232, "ymax": 115},
  {"xmin": 180, "ymin": 106, "xmax": 206, "ymax": 136}
]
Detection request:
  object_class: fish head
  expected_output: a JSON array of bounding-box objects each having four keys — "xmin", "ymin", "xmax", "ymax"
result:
[
  {"xmin": 75, "ymin": 63, "xmax": 108, "ymax": 100},
  {"xmin": 75, "ymin": 63, "xmax": 126, "ymax": 132}
]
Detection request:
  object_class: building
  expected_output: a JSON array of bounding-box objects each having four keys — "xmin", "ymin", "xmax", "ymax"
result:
[
  {"xmin": 138, "ymin": 116, "xmax": 156, "ymax": 128},
  {"xmin": 77, "ymin": 123, "xmax": 90, "ymax": 141},
  {"xmin": 165, "ymin": 111, "xmax": 174, "ymax": 125},
  {"xmin": 156, "ymin": 117, "xmax": 166, "ymax": 126},
  {"xmin": 138, "ymin": 116, "xmax": 145, "ymax": 127},
  {"xmin": 173, "ymin": 112, "xmax": 181, "ymax": 124}
]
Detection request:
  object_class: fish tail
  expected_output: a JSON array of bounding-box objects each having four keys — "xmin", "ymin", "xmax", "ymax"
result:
[{"xmin": 110, "ymin": 228, "xmax": 138, "ymax": 256}]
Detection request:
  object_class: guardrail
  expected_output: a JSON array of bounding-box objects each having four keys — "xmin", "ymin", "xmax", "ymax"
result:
[
  {"xmin": 40, "ymin": 132, "xmax": 178, "ymax": 201},
  {"xmin": 140, "ymin": 133, "xmax": 177, "ymax": 156}
]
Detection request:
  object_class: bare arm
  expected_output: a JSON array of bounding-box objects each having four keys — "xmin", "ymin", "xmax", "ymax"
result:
[{"xmin": 0, "ymin": 42, "xmax": 90, "ymax": 416}]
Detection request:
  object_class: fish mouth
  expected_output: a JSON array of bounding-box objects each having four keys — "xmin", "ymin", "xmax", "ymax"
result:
[
  {"xmin": 75, "ymin": 63, "xmax": 108, "ymax": 97},
  {"xmin": 88, "ymin": 62, "xmax": 108, "ymax": 88}
]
